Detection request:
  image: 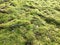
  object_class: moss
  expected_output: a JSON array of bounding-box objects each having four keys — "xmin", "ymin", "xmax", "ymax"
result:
[{"xmin": 0, "ymin": 0, "xmax": 60, "ymax": 45}]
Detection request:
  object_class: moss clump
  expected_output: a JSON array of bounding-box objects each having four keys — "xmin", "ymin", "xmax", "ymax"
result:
[{"xmin": 0, "ymin": 0, "xmax": 60, "ymax": 45}]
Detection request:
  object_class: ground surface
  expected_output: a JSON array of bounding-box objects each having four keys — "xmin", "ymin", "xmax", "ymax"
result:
[{"xmin": 0, "ymin": 0, "xmax": 60, "ymax": 45}]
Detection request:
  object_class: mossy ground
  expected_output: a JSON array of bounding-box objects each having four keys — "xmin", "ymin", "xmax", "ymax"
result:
[{"xmin": 0, "ymin": 0, "xmax": 60, "ymax": 45}]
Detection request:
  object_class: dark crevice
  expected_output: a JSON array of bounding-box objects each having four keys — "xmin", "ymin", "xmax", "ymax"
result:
[
  {"xmin": 10, "ymin": 2, "xmax": 16, "ymax": 7},
  {"xmin": 37, "ymin": 13, "xmax": 46, "ymax": 19},
  {"xmin": 45, "ymin": 17, "xmax": 60, "ymax": 26},
  {"xmin": 25, "ymin": 40, "xmax": 32, "ymax": 45},
  {"xmin": 54, "ymin": 7, "xmax": 60, "ymax": 11},
  {"xmin": 0, "ymin": 27, "xmax": 4, "ymax": 30},
  {"xmin": 0, "ymin": 9, "xmax": 9, "ymax": 14},
  {"xmin": 23, "ymin": 5, "xmax": 36, "ymax": 9}
]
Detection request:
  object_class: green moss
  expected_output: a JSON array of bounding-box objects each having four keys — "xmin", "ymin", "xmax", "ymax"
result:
[{"xmin": 0, "ymin": 0, "xmax": 60, "ymax": 45}]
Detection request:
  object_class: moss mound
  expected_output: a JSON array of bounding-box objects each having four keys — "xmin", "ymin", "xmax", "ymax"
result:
[{"xmin": 0, "ymin": 0, "xmax": 60, "ymax": 45}]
